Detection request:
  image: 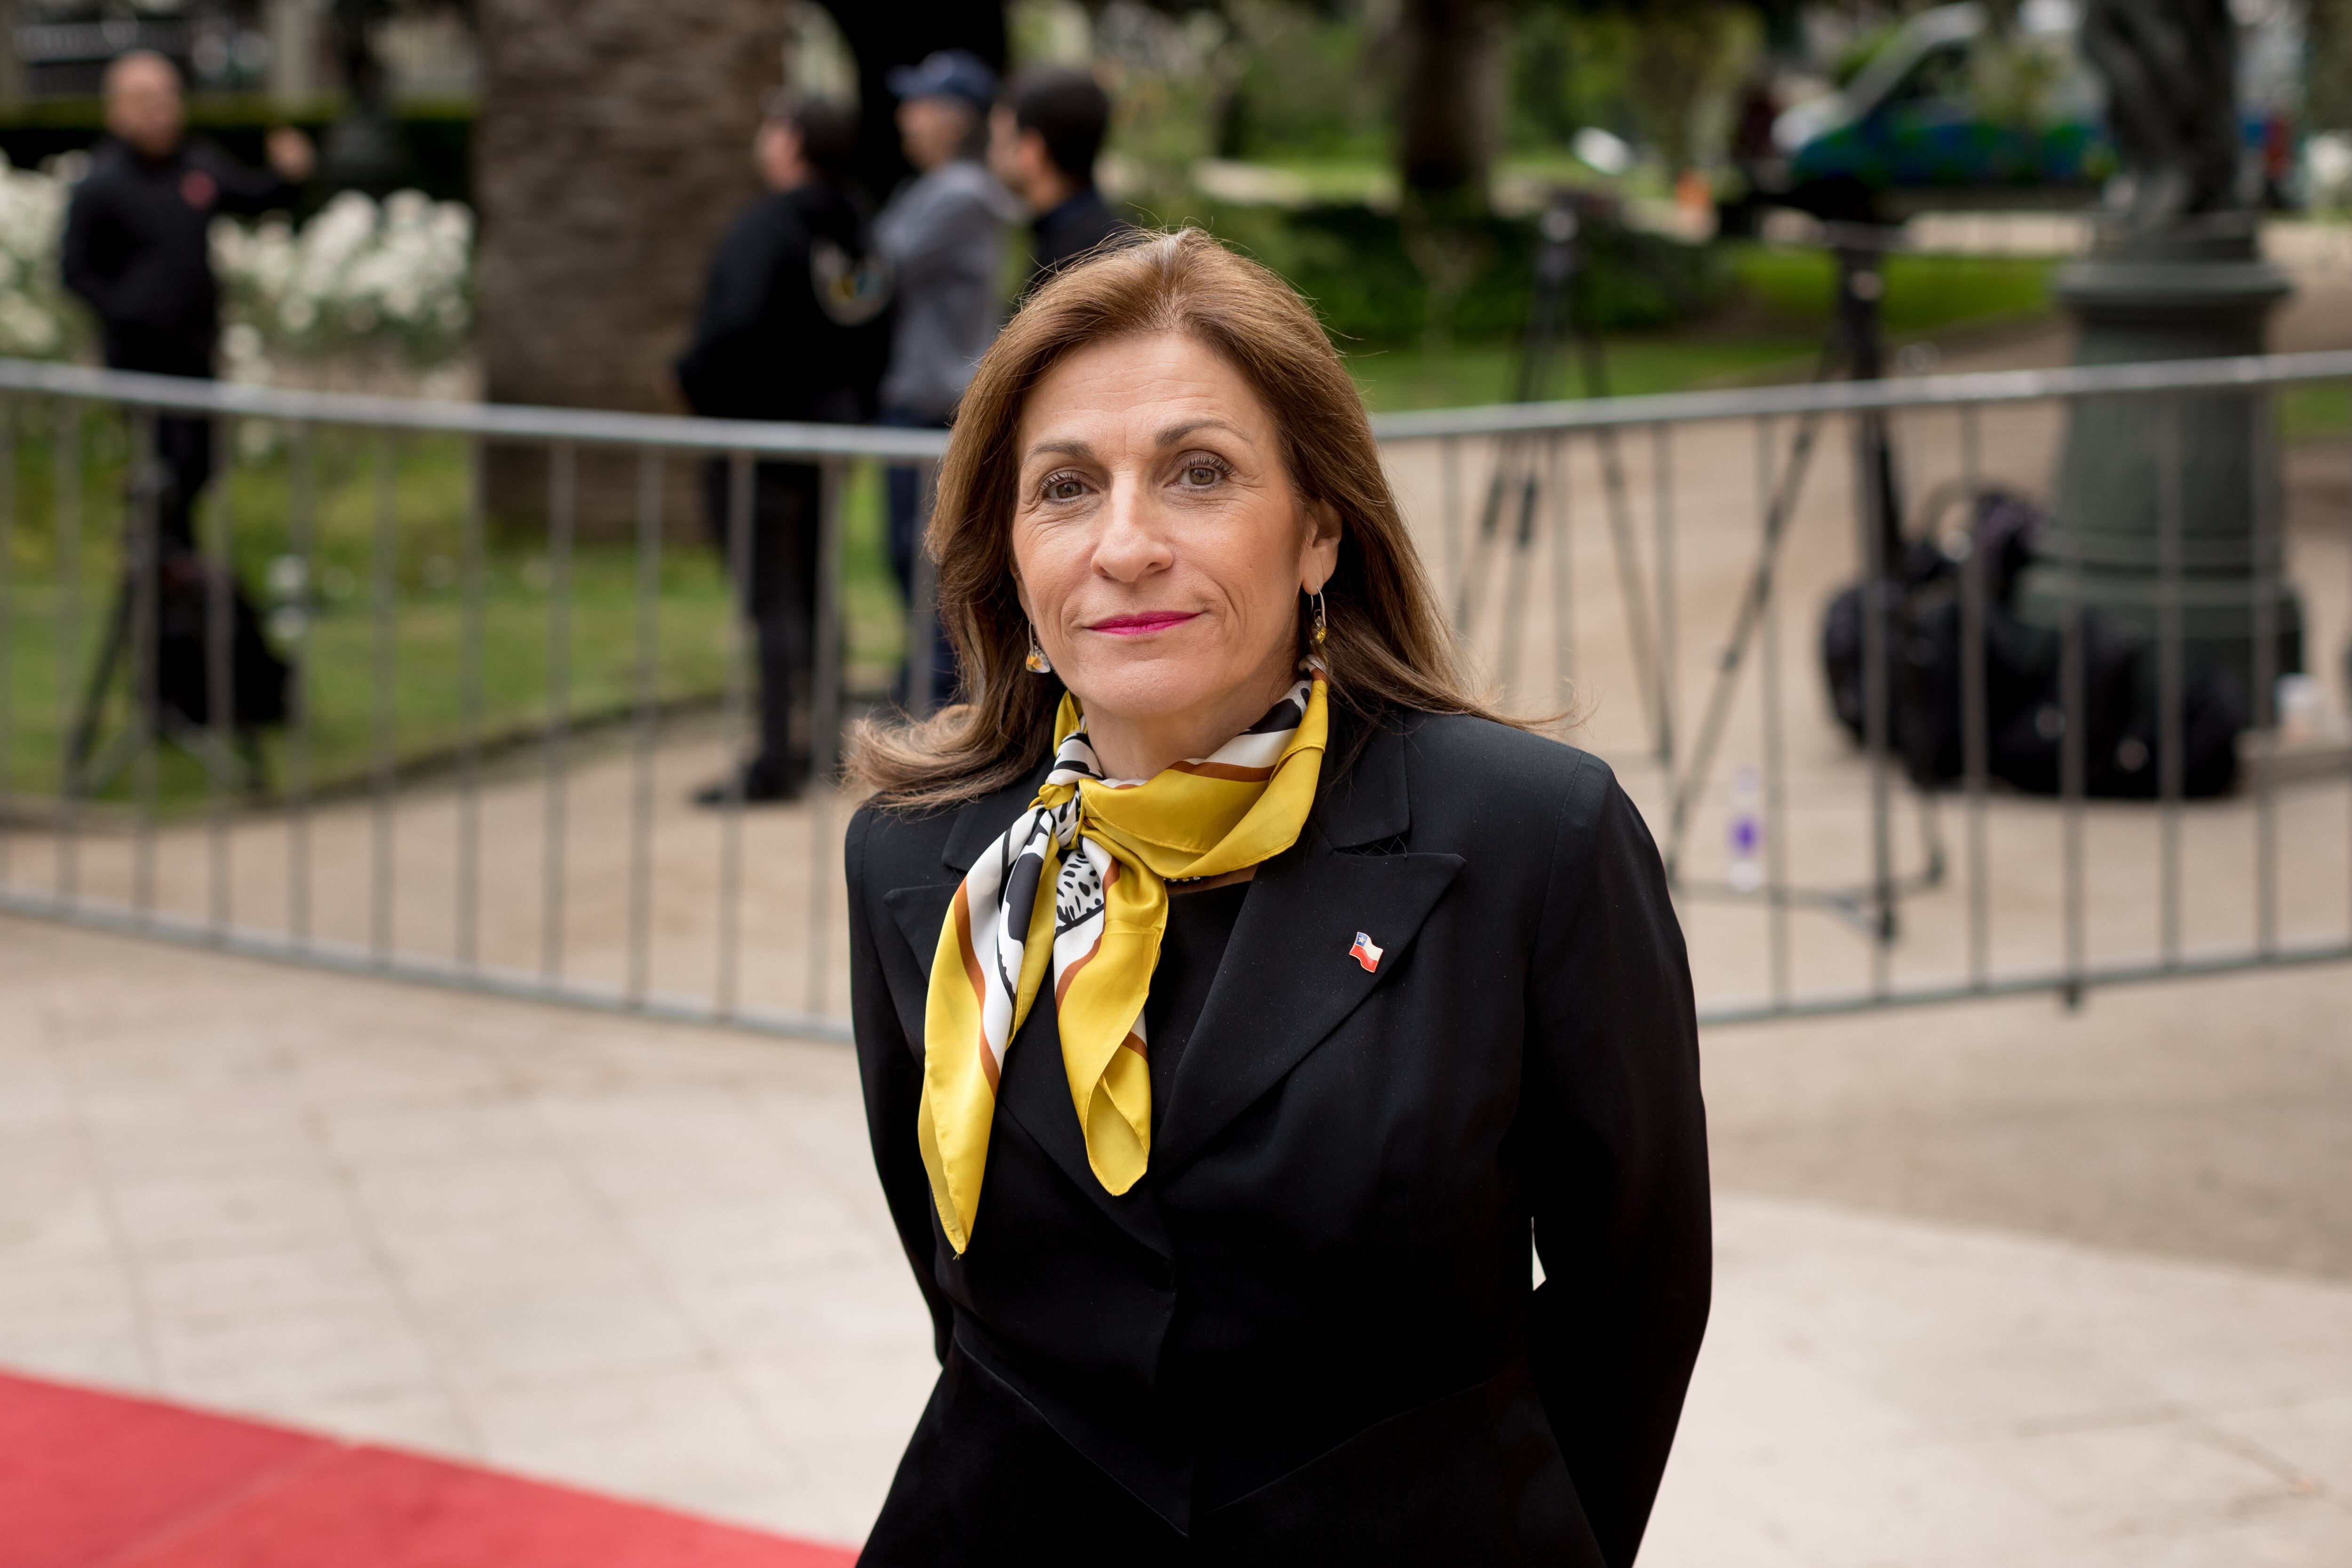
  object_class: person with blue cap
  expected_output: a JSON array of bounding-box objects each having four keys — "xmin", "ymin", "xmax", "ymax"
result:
[{"xmin": 875, "ymin": 48, "xmax": 1019, "ymax": 711}]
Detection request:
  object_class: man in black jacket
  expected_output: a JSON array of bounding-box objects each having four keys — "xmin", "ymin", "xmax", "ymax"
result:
[
  {"xmin": 989, "ymin": 66, "xmax": 1134, "ymax": 297},
  {"xmin": 675, "ymin": 95, "xmax": 889, "ymax": 804},
  {"xmin": 62, "ymin": 50, "xmax": 311, "ymax": 549}
]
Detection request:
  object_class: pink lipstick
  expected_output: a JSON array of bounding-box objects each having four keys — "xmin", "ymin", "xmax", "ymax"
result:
[{"xmin": 1088, "ymin": 611, "xmax": 1199, "ymax": 637}]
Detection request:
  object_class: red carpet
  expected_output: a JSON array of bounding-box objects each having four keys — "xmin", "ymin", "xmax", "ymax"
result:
[{"xmin": 0, "ymin": 1370, "xmax": 858, "ymax": 1568}]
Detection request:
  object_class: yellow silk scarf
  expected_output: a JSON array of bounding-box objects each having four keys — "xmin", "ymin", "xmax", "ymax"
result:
[{"xmin": 919, "ymin": 673, "xmax": 1328, "ymax": 1254}]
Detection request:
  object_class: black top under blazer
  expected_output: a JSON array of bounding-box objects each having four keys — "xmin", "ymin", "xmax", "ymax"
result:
[{"xmin": 846, "ymin": 706, "xmax": 1712, "ymax": 1567}]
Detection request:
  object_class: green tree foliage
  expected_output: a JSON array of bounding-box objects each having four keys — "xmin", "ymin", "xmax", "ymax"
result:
[
  {"xmin": 2313, "ymin": 0, "xmax": 2352, "ymax": 131},
  {"xmin": 1177, "ymin": 196, "xmax": 1730, "ymax": 344}
]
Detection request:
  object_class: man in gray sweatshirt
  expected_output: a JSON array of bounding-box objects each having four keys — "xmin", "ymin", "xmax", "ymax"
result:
[{"xmin": 875, "ymin": 49, "xmax": 1016, "ymax": 708}]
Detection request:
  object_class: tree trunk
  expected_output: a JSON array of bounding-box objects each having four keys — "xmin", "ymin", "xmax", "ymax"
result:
[
  {"xmin": 1395, "ymin": 0, "xmax": 1502, "ymax": 215},
  {"xmin": 1394, "ymin": 0, "xmax": 1502, "ymax": 350},
  {"xmin": 475, "ymin": 0, "xmax": 780, "ymax": 533},
  {"xmin": 2308, "ymin": 0, "xmax": 2352, "ymax": 131}
]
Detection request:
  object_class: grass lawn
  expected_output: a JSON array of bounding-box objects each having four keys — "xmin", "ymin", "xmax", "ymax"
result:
[
  {"xmin": 2280, "ymin": 382, "xmax": 2352, "ymax": 443},
  {"xmin": 2, "ymin": 418, "xmax": 907, "ymax": 814},
  {"xmin": 1347, "ymin": 245, "xmax": 2063, "ymax": 412}
]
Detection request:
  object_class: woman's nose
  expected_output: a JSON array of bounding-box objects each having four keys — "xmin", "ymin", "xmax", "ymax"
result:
[{"xmin": 1091, "ymin": 474, "xmax": 1172, "ymax": 582}]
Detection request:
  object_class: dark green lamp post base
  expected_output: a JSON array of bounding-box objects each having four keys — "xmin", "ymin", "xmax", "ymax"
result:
[{"xmin": 2016, "ymin": 218, "xmax": 2303, "ymax": 703}]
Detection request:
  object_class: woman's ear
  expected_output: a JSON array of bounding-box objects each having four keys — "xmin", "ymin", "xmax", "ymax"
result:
[{"xmin": 1301, "ymin": 498, "xmax": 1343, "ymax": 593}]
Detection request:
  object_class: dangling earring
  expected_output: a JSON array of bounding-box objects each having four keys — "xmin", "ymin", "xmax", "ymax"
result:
[
  {"xmin": 1310, "ymin": 590, "xmax": 1328, "ymax": 648},
  {"xmin": 1025, "ymin": 628, "xmax": 1053, "ymax": 675}
]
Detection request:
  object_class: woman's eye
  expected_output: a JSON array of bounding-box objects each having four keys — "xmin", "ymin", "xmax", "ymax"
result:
[
  {"xmin": 1041, "ymin": 474, "xmax": 1087, "ymax": 502},
  {"xmin": 1180, "ymin": 462, "xmax": 1224, "ymax": 487}
]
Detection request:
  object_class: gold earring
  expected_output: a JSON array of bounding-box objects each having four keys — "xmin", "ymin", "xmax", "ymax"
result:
[
  {"xmin": 1311, "ymin": 590, "xmax": 1327, "ymax": 647},
  {"xmin": 1025, "ymin": 629, "xmax": 1053, "ymax": 674}
]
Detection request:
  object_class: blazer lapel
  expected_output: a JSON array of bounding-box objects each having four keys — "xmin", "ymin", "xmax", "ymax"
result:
[
  {"xmin": 878, "ymin": 762, "xmax": 1048, "ymax": 1070},
  {"xmin": 940, "ymin": 760, "xmax": 1055, "ymax": 876},
  {"xmin": 1155, "ymin": 714, "xmax": 1462, "ymax": 1174}
]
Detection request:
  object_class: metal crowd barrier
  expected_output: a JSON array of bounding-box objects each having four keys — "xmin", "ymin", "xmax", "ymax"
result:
[{"xmin": 0, "ymin": 352, "xmax": 2347, "ymax": 1037}]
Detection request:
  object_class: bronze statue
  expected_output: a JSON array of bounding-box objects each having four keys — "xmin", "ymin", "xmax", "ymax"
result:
[{"xmin": 2080, "ymin": 0, "xmax": 2241, "ymax": 230}]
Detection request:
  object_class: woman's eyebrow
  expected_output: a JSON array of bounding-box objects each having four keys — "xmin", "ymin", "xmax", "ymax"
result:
[
  {"xmin": 1024, "ymin": 438, "xmax": 1098, "ymax": 463},
  {"xmin": 1155, "ymin": 418, "xmax": 1252, "ymax": 449}
]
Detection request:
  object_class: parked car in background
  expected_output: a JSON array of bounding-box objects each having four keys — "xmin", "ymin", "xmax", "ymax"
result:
[{"xmin": 1756, "ymin": 0, "xmax": 2298, "ymax": 225}]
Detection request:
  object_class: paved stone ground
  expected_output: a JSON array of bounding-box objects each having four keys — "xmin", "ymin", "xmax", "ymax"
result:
[{"xmin": 5, "ymin": 914, "xmax": 2349, "ymax": 1564}]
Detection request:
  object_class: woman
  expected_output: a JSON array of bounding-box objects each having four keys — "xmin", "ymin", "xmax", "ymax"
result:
[{"xmin": 845, "ymin": 231, "xmax": 1708, "ymax": 1567}]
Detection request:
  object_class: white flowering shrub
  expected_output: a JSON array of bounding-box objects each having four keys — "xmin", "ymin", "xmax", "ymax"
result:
[
  {"xmin": 0, "ymin": 155, "xmax": 473, "ymax": 378},
  {"xmin": 213, "ymin": 189, "xmax": 474, "ymax": 374},
  {"xmin": 0, "ymin": 152, "xmax": 86, "ymax": 359}
]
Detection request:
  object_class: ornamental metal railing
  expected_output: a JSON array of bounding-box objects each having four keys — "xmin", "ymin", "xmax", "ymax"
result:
[{"xmin": 0, "ymin": 351, "xmax": 2346, "ymax": 1037}]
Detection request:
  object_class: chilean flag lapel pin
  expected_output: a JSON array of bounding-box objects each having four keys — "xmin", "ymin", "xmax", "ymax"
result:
[{"xmin": 1348, "ymin": 931, "xmax": 1383, "ymax": 973}]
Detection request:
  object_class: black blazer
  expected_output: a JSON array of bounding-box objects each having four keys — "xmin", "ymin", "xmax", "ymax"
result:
[{"xmin": 847, "ymin": 708, "xmax": 1710, "ymax": 1567}]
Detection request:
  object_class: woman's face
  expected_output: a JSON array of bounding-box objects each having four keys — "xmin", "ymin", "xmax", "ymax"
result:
[{"xmin": 1010, "ymin": 331, "xmax": 1340, "ymax": 774}]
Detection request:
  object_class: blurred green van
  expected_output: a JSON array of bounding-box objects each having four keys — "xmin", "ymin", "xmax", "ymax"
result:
[{"xmin": 1761, "ymin": 0, "xmax": 2111, "ymax": 223}]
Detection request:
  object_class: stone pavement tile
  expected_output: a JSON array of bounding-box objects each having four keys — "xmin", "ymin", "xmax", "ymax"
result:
[
  {"xmin": 765, "ymin": 1441, "xmax": 918, "ymax": 1548},
  {"xmin": 2066, "ymin": 1270, "xmax": 2352, "ymax": 1414},
  {"xmin": 614, "ymin": 1196, "xmax": 890, "ymax": 1286},
  {"xmin": 731, "ymin": 1345, "xmax": 938, "ymax": 1458},
  {"xmin": 2210, "ymin": 1395, "xmax": 2352, "ymax": 1500},
  {"xmin": 746, "ymin": 1086, "xmax": 886, "ymax": 1174},
  {"xmin": 416, "ymin": 1285, "xmax": 706, "ymax": 1390},
  {"xmin": 0, "ymin": 1338, "xmax": 156, "ymax": 1393},
  {"xmin": 83, "ymin": 1124, "xmax": 327, "ymax": 1184},
  {"xmin": 2065, "ymin": 1499, "xmax": 2352, "ymax": 1568},
  {"xmin": 728, "ymin": 1343, "xmax": 939, "ymax": 1544},
  {"xmin": 1707, "ymin": 1232, "xmax": 2184, "ymax": 1443},
  {"xmin": 1703, "ymin": 967, "xmax": 2352, "ymax": 1281},
  {"xmin": 278, "ymin": 1034, "xmax": 525, "ymax": 1107},
  {"xmin": 320, "ymin": 1099, "xmax": 559, "ymax": 1166},
  {"xmin": 154, "ymin": 1299, "xmax": 439, "ymax": 1409},
  {"xmin": 291, "ymin": 1384, "xmax": 482, "ymax": 1457},
  {"xmin": 1708, "ymin": 1198, "xmax": 2352, "ymax": 1420},
  {"xmin": 675, "ymin": 1264, "xmax": 933, "ymax": 1367},
  {"xmin": 0, "ymin": 1256, "xmax": 147, "ymax": 1381},
  {"xmin": 530, "ymin": 1088, "xmax": 801, "ymax": 1170},
  {"xmin": 1660, "ymin": 1289, "xmax": 1939, "ymax": 1460},
  {"xmin": 1968, "ymin": 1418, "xmax": 2320, "ymax": 1544},
  {"xmin": 363, "ymin": 1220, "xmax": 649, "ymax": 1306},
  {"xmin": 9, "ymin": 1191, "xmax": 138, "ymax": 1273},
  {"xmin": 464, "ymin": 1363, "xmax": 810, "ymax": 1528},
  {"xmin": 0, "ymin": 1052, "xmax": 72, "ymax": 1133},
  {"xmin": 105, "ymin": 1166, "xmax": 358, "ymax": 1260},
  {"xmin": 1650, "ymin": 1427, "xmax": 2057, "ymax": 1568},
  {"xmin": 339, "ymin": 1152, "xmax": 602, "ymax": 1238},
  {"xmin": 139, "ymin": 1244, "xmax": 390, "ymax": 1324},
  {"xmin": 0, "ymin": 1137, "xmax": 111, "ymax": 1264},
  {"xmin": 1641, "ymin": 1197, "xmax": 2352, "ymax": 1568}
]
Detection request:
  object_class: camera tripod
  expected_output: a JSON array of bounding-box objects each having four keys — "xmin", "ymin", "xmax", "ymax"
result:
[
  {"xmin": 1457, "ymin": 202, "xmax": 1944, "ymax": 943},
  {"xmin": 63, "ymin": 436, "xmax": 268, "ymax": 802}
]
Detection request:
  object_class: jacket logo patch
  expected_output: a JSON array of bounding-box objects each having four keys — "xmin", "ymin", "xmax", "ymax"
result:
[{"xmin": 811, "ymin": 238, "xmax": 892, "ymax": 326}]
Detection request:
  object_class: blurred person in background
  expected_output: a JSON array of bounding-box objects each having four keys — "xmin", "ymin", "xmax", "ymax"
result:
[
  {"xmin": 874, "ymin": 48, "xmax": 1017, "ymax": 709},
  {"xmin": 676, "ymin": 94, "xmax": 891, "ymax": 805},
  {"xmin": 63, "ymin": 50, "xmax": 313, "ymax": 549},
  {"xmin": 991, "ymin": 65, "xmax": 1135, "ymax": 296}
]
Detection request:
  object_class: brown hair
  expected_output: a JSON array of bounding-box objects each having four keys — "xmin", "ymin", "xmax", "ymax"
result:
[{"xmin": 849, "ymin": 228, "xmax": 1526, "ymax": 807}]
